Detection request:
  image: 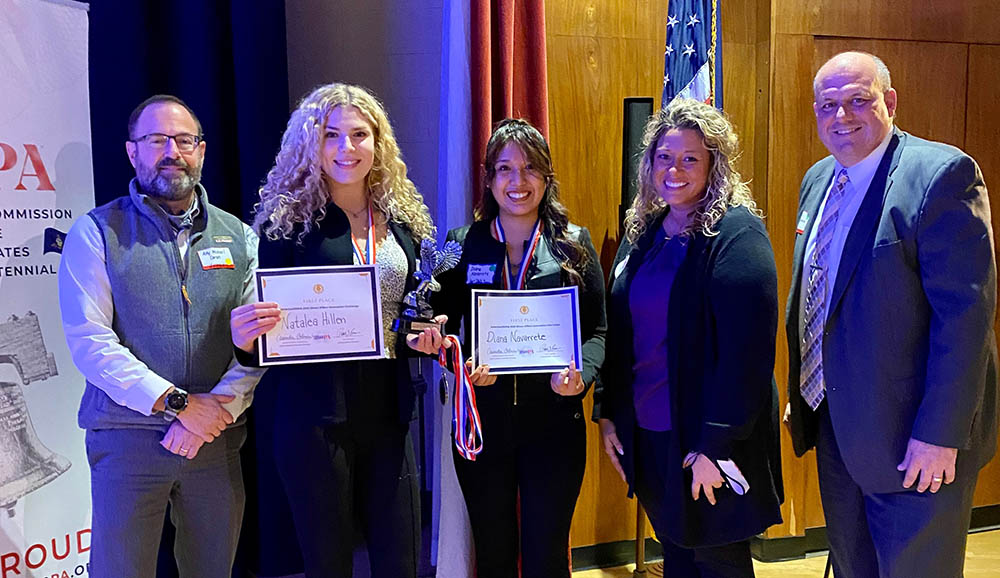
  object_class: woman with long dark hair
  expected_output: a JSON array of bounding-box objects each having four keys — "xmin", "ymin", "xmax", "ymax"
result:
[{"xmin": 428, "ymin": 119, "xmax": 607, "ymax": 578}]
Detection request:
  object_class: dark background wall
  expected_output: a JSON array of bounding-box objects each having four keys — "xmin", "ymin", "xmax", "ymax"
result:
[{"xmin": 88, "ymin": 0, "xmax": 289, "ymax": 222}]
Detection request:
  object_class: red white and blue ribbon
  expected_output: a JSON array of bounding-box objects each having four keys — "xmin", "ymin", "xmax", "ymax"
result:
[
  {"xmin": 492, "ymin": 217, "xmax": 543, "ymax": 289},
  {"xmin": 351, "ymin": 204, "xmax": 376, "ymax": 265},
  {"xmin": 440, "ymin": 335, "xmax": 483, "ymax": 461}
]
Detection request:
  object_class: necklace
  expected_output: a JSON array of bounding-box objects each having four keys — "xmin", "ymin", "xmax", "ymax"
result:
[
  {"xmin": 343, "ymin": 204, "xmax": 369, "ymax": 220},
  {"xmin": 350, "ymin": 204, "xmax": 376, "ymax": 264}
]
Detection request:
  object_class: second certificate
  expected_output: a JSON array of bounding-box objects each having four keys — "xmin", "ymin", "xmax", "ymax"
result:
[
  {"xmin": 257, "ymin": 265, "xmax": 384, "ymax": 365},
  {"xmin": 470, "ymin": 286, "xmax": 582, "ymax": 375}
]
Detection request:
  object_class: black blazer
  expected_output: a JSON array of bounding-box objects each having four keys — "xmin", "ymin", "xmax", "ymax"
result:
[
  {"xmin": 596, "ymin": 206, "xmax": 783, "ymax": 547},
  {"xmin": 432, "ymin": 219, "xmax": 607, "ymax": 406},
  {"xmin": 250, "ymin": 205, "xmax": 425, "ymax": 425}
]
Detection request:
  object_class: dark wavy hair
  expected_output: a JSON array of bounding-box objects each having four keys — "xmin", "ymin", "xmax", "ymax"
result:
[{"xmin": 476, "ymin": 118, "xmax": 588, "ymax": 286}]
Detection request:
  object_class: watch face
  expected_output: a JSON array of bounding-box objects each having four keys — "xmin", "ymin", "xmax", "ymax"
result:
[{"xmin": 166, "ymin": 392, "xmax": 188, "ymax": 411}]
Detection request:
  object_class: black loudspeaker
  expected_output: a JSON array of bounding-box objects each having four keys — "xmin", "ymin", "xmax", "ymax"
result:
[{"xmin": 620, "ymin": 97, "xmax": 654, "ymax": 233}]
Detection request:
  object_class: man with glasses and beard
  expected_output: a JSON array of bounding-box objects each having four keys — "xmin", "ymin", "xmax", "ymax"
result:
[{"xmin": 58, "ymin": 95, "xmax": 264, "ymax": 577}]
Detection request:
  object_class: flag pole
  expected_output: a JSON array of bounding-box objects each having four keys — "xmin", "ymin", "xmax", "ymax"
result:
[{"xmin": 709, "ymin": 0, "xmax": 717, "ymax": 106}]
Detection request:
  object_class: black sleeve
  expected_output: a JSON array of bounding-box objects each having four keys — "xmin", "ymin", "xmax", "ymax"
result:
[
  {"xmin": 576, "ymin": 227, "xmax": 607, "ymax": 396},
  {"xmin": 697, "ymin": 225, "xmax": 779, "ymax": 459}
]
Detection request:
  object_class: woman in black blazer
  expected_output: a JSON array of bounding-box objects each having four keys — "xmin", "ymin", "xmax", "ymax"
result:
[
  {"xmin": 228, "ymin": 83, "xmax": 435, "ymax": 578},
  {"xmin": 596, "ymin": 99, "xmax": 783, "ymax": 577},
  {"xmin": 429, "ymin": 119, "xmax": 606, "ymax": 578}
]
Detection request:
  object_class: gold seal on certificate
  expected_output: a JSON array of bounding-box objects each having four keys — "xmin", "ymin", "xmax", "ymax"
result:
[
  {"xmin": 470, "ymin": 287, "xmax": 582, "ymax": 375},
  {"xmin": 255, "ymin": 265, "xmax": 384, "ymax": 365}
]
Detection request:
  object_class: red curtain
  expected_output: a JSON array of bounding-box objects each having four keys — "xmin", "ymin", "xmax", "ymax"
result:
[{"xmin": 470, "ymin": 0, "xmax": 549, "ymax": 207}]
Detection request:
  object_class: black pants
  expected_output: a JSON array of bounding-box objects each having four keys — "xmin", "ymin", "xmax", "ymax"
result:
[
  {"xmin": 634, "ymin": 428, "xmax": 755, "ymax": 578},
  {"xmin": 273, "ymin": 360, "xmax": 420, "ymax": 578},
  {"xmin": 453, "ymin": 397, "xmax": 586, "ymax": 578},
  {"xmin": 274, "ymin": 420, "xmax": 419, "ymax": 578}
]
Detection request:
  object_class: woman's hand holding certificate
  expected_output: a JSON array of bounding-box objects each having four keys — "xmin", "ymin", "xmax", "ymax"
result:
[
  {"xmin": 254, "ymin": 265, "xmax": 386, "ymax": 365},
  {"xmin": 549, "ymin": 359, "xmax": 583, "ymax": 396},
  {"xmin": 470, "ymin": 287, "xmax": 583, "ymax": 375}
]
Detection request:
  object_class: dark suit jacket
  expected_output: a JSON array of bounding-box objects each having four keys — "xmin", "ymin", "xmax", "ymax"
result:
[
  {"xmin": 249, "ymin": 204, "xmax": 425, "ymax": 426},
  {"xmin": 786, "ymin": 129, "xmax": 999, "ymax": 494},
  {"xmin": 596, "ymin": 207, "xmax": 784, "ymax": 547},
  {"xmin": 432, "ymin": 219, "xmax": 607, "ymax": 406}
]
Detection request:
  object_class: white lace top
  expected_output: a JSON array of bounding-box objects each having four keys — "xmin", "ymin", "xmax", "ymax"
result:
[{"xmin": 354, "ymin": 230, "xmax": 407, "ymax": 358}]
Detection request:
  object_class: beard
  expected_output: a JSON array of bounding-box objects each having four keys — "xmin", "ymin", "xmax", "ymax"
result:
[{"xmin": 135, "ymin": 156, "xmax": 203, "ymax": 201}]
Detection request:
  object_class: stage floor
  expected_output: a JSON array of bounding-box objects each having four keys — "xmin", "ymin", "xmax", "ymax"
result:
[{"xmin": 573, "ymin": 529, "xmax": 1000, "ymax": 577}]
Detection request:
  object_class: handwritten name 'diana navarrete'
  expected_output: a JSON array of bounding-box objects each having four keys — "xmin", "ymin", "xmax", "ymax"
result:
[{"xmin": 486, "ymin": 330, "xmax": 546, "ymax": 343}]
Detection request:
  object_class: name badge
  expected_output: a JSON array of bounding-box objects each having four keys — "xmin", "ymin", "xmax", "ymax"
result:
[
  {"xmin": 795, "ymin": 212, "xmax": 810, "ymax": 235},
  {"xmin": 466, "ymin": 263, "xmax": 496, "ymax": 285},
  {"xmin": 198, "ymin": 247, "xmax": 235, "ymax": 270}
]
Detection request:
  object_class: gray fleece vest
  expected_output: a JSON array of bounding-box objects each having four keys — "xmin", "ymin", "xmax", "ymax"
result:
[{"xmin": 78, "ymin": 182, "xmax": 249, "ymax": 430}]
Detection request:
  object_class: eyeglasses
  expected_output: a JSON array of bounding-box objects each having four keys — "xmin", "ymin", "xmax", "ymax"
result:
[{"xmin": 131, "ymin": 133, "xmax": 203, "ymax": 152}]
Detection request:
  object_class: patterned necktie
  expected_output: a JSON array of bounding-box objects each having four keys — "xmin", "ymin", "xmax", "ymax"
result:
[{"xmin": 800, "ymin": 169, "xmax": 849, "ymax": 410}]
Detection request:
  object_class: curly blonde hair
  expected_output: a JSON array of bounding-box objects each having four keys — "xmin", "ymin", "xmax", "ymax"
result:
[
  {"xmin": 625, "ymin": 98, "xmax": 760, "ymax": 243},
  {"xmin": 254, "ymin": 83, "xmax": 435, "ymax": 242}
]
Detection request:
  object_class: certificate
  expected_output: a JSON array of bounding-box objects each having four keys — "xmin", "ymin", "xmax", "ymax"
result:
[
  {"xmin": 255, "ymin": 265, "xmax": 384, "ymax": 365},
  {"xmin": 470, "ymin": 287, "xmax": 582, "ymax": 375}
]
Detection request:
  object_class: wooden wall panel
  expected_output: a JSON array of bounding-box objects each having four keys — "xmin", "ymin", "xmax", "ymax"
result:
[
  {"xmin": 545, "ymin": 0, "xmax": 668, "ymax": 548},
  {"xmin": 812, "ymin": 39, "xmax": 968, "ymax": 149},
  {"xmin": 966, "ymin": 44, "xmax": 1000, "ymax": 508},
  {"xmin": 765, "ymin": 32, "xmax": 823, "ymax": 536},
  {"xmin": 774, "ymin": 0, "xmax": 1000, "ymax": 44},
  {"xmin": 721, "ymin": 0, "xmax": 760, "ymax": 207}
]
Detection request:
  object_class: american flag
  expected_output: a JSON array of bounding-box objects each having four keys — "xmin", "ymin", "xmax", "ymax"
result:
[{"xmin": 661, "ymin": 0, "xmax": 722, "ymax": 108}]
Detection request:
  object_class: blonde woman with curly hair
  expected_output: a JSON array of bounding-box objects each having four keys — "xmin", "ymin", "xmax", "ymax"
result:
[
  {"xmin": 228, "ymin": 83, "xmax": 436, "ymax": 578},
  {"xmin": 595, "ymin": 98, "xmax": 783, "ymax": 577}
]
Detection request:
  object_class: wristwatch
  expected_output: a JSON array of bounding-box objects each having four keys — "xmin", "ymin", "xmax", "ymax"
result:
[{"xmin": 162, "ymin": 387, "xmax": 189, "ymax": 420}]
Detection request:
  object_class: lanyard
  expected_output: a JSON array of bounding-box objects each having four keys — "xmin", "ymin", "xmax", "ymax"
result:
[
  {"xmin": 440, "ymin": 336, "xmax": 484, "ymax": 461},
  {"xmin": 351, "ymin": 204, "xmax": 376, "ymax": 265},
  {"xmin": 492, "ymin": 217, "xmax": 543, "ymax": 289}
]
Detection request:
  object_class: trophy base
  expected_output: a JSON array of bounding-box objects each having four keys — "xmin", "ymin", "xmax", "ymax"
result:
[{"xmin": 392, "ymin": 318, "xmax": 445, "ymax": 334}]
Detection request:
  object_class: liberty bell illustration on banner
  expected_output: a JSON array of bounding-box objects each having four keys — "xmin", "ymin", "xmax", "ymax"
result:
[{"xmin": 0, "ymin": 353, "xmax": 71, "ymax": 517}]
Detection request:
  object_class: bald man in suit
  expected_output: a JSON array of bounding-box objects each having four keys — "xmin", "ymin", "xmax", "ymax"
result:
[{"xmin": 785, "ymin": 51, "xmax": 998, "ymax": 577}]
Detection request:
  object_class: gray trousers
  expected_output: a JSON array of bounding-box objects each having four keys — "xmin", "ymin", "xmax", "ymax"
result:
[{"xmin": 85, "ymin": 425, "xmax": 247, "ymax": 578}]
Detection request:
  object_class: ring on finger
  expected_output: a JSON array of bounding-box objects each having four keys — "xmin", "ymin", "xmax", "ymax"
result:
[
  {"xmin": 179, "ymin": 448, "xmax": 189, "ymax": 454},
  {"xmin": 932, "ymin": 476, "xmax": 943, "ymax": 482}
]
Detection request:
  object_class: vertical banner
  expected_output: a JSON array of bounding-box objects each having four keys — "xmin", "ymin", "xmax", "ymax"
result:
[{"xmin": 0, "ymin": 1, "xmax": 94, "ymax": 577}]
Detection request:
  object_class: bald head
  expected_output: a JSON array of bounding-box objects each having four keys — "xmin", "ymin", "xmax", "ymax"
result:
[
  {"xmin": 812, "ymin": 51, "xmax": 897, "ymax": 166},
  {"xmin": 814, "ymin": 52, "xmax": 892, "ymax": 94}
]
